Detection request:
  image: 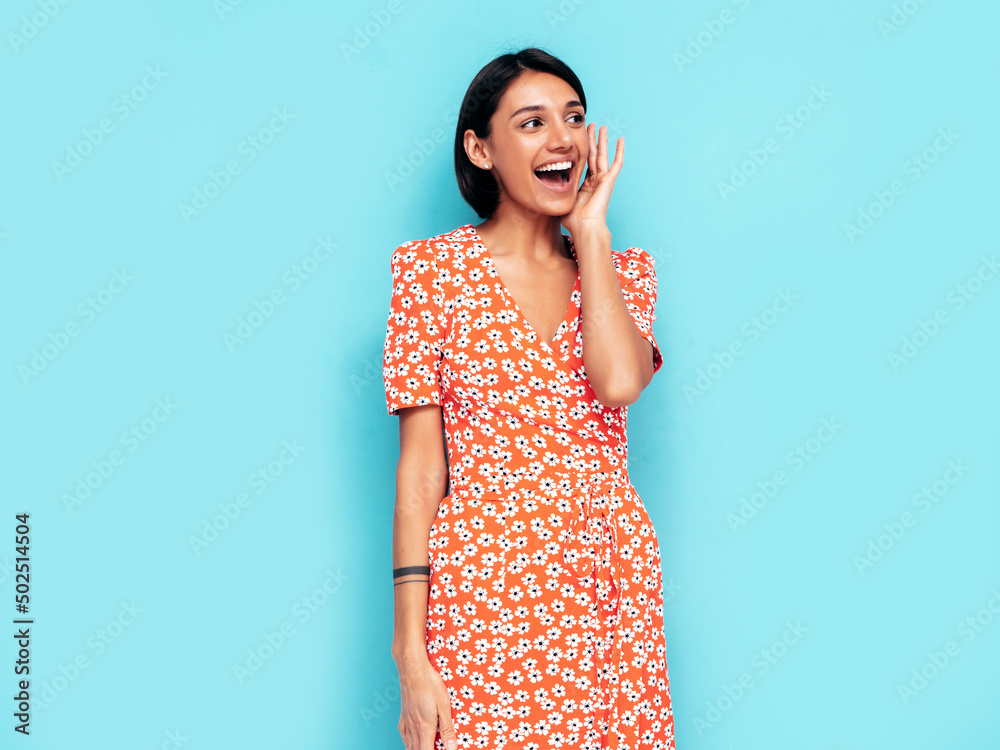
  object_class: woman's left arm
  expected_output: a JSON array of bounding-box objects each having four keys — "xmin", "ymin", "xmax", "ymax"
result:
[
  {"xmin": 574, "ymin": 224, "xmax": 655, "ymax": 408},
  {"xmin": 563, "ymin": 124, "xmax": 655, "ymax": 406}
]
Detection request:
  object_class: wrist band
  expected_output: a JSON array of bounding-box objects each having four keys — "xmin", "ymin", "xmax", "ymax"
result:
[
  {"xmin": 393, "ymin": 565, "xmax": 431, "ymax": 579},
  {"xmin": 393, "ymin": 578, "xmax": 429, "ymax": 586}
]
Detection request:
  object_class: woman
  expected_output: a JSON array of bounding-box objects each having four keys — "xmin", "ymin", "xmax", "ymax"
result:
[{"xmin": 384, "ymin": 47, "xmax": 675, "ymax": 750}]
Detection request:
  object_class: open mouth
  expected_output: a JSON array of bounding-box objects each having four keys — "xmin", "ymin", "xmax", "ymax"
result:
[{"xmin": 533, "ymin": 160, "xmax": 574, "ymax": 190}]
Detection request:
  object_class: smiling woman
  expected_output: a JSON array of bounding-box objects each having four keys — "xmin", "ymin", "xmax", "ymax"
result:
[{"xmin": 385, "ymin": 47, "xmax": 674, "ymax": 750}]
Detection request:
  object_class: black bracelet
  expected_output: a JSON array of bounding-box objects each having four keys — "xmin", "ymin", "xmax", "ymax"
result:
[
  {"xmin": 393, "ymin": 565, "xmax": 431, "ymax": 579},
  {"xmin": 393, "ymin": 578, "xmax": 429, "ymax": 587}
]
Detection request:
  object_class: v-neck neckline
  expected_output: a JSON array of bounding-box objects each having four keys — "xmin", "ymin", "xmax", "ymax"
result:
[{"xmin": 466, "ymin": 223, "xmax": 580, "ymax": 353}]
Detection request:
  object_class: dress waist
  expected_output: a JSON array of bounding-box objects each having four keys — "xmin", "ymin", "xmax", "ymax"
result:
[{"xmin": 448, "ymin": 465, "xmax": 631, "ymax": 500}]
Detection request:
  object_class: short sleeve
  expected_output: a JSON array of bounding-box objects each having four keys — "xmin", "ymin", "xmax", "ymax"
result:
[
  {"xmin": 382, "ymin": 240, "xmax": 448, "ymax": 415},
  {"xmin": 618, "ymin": 247, "xmax": 664, "ymax": 376}
]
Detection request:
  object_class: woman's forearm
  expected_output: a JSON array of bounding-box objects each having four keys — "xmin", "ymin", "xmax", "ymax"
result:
[
  {"xmin": 574, "ymin": 226, "xmax": 654, "ymax": 406},
  {"xmin": 391, "ymin": 449, "xmax": 448, "ymax": 664}
]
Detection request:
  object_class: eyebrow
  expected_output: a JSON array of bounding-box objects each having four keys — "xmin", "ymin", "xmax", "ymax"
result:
[{"xmin": 508, "ymin": 100, "xmax": 584, "ymax": 120}]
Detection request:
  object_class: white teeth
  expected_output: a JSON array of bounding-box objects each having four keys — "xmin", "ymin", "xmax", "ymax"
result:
[{"xmin": 535, "ymin": 160, "xmax": 573, "ymax": 172}]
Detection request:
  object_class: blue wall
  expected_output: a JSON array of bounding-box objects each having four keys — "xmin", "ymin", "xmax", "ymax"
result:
[{"xmin": 2, "ymin": 0, "xmax": 997, "ymax": 747}]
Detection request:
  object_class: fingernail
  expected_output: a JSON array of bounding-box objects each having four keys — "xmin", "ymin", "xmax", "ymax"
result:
[{"xmin": 445, "ymin": 741, "xmax": 457, "ymax": 750}]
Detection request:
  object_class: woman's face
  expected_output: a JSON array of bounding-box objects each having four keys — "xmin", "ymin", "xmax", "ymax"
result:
[{"xmin": 469, "ymin": 71, "xmax": 587, "ymax": 217}]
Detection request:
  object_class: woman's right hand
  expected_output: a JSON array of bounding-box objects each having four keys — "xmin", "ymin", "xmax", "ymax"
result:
[{"xmin": 396, "ymin": 653, "xmax": 459, "ymax": 750}]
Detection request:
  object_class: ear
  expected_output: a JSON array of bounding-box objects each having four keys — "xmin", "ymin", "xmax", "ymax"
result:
[{"xmin": 463, "ymin": 129, "xmax": 490, "ymax": 167}]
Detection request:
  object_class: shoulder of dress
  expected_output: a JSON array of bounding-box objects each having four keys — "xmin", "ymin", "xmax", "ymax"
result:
[
  {"xmin": 390, "ymin": 236, "xmax": 427, "ymax": 260},
  {"xmin": 612, "ymin": 246, "xmax": 656, "ymax": 276},
  {"xmin": 389, "ymin": 238, "xmax": 439, "ymax": 282},
  {"xmin": 392, "ymin": 225, "xmax": 474, "ymax": 266},
  {"xmin": 430, "ymin": 224, "xmax": 476, "ymax": 244}
]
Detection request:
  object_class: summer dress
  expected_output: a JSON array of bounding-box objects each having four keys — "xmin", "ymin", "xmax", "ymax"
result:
[{"xmin": 383, "ymin": 223, "xmax": 675, "ymax": 749}]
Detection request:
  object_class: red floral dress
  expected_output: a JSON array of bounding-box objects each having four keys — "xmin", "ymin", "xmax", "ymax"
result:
[{"xmin": 383, "ymin": 223, "xmax": 675, "ymax": 749}]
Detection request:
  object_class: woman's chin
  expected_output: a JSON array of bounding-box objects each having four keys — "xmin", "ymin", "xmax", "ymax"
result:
[
  {"xmin": 506, "ymin": 184, "xmax": 577, "ymax": 216},
  {"xmin": 531, "ymin": 187, "xmax": 577, "ymax": 211}
]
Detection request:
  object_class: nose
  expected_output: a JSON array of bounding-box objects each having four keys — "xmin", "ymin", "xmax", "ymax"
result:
[{"xmin": 548, "ymin": 117, "xmax": 574, "ymax": 148}]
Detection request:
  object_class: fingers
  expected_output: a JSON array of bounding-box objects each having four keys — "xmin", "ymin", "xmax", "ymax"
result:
[
  {"xmin": 401, "ymin": 700, "xmax": 456, "ymax": 750},
  {"xmin": 415, "ymin": 719, "xmax": 434, "ymax": 750},
  {"xmin": 597, "ymin": 124, "xmax": 609, "ymax": 173},
  {"xmin": 438, "ymin": 707, "xmax": 459, "ymax": 750},
  {"xmin": 396, "ymin": 702, "xmax": 439, "ymax": 750},
  {"xmin": 609, "ymin": 135, "xmax": 624, "ymax": 179},
  {"xmin": 398, "ymin": 718, "xmax": 414, "ymax": 750},
  {"xmin": 586, "ymin": 123, "xmax": 598, "ymax": 181},
  {"xmin": 585, "ymin": 124, "xmax": 622, "ymax": 181}
]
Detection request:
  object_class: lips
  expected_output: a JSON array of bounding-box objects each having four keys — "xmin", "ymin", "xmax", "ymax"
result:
[
  {"xmin": 533, "ymin": 159, "xmax": 575, "ymax": 191},
  {"xmin": 535, "ymin": 168, "xmax": 570, "ymax": 186}
]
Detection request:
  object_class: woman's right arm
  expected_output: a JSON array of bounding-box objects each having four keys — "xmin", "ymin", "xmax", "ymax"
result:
[{"xmin": 392, "ymin": 404, "xmax": 458, "ymax": 750}]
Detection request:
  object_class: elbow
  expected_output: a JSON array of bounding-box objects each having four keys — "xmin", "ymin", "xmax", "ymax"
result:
[
  {"xmin": 593, "ymin": 376, "xmax": 644, "ymax": 409},
  {"xmin": 588, "ymin": 342, "xmax": 654, "ymax": 408}
]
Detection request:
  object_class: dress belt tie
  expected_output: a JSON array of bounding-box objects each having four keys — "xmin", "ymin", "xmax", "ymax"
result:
[
  {"xmin": 561, "ymin": 471, "xmax": 630, "ymax": 734},
  {"xmin": 563, "ymin": 473, "xmax": 625, "ymax": 616}
]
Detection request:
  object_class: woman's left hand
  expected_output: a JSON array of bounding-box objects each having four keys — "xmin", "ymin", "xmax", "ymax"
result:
[{"xmin": 562, "ymin": 123, "xmax": 623, "ymax": 240}]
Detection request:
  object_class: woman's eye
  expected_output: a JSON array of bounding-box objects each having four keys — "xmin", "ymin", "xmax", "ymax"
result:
[{"xmin": 522, "ymin": 114, "xmax": 584, "ymax": 129}]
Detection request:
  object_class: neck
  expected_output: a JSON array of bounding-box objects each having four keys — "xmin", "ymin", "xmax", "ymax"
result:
[{"xmin": 475, "ymin": 208, "xmax": 569, "ymax": 261}]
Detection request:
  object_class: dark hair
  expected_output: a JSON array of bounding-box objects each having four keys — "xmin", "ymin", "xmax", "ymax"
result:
[{"xmin": 454, "ymin": 47, "xmax": 587, "ymax": 219}]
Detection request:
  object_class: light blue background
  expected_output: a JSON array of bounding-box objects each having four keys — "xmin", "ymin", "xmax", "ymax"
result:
[{"xmin": 1, "ymin": 0, "xmax": 997, "ymax": 748}]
